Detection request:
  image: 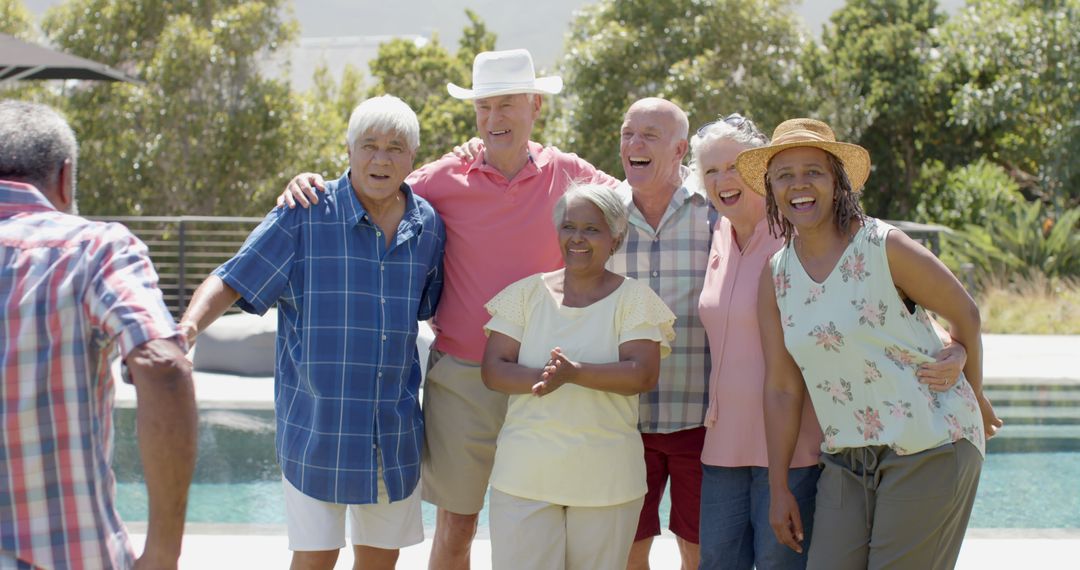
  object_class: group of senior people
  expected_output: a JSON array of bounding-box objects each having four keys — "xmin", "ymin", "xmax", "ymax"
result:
[{"xmin": 0, "ymin": 46, "xmax": 1000, "ymax": 570}]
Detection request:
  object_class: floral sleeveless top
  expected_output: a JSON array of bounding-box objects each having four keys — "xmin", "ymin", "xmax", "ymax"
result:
[{"xmin": 770, "ymin": 218, "xmax": 985, "ymax": 457}]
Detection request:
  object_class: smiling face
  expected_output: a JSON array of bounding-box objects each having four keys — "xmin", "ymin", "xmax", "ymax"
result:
[
  {"xmin": 474, "ymin": 93, "xmax": 541, "ymax": 157},
  {"xmin": 348, "ymin": 128, "xmax": 416, "ymax": 204},
  {"xmin": 558, "ymin": 196, "xmax": 617, "ymax": 275},
  {"xmin": 619, "ymin": 100, "xmax": 688, "ymax": 194},
  {"xmin": 766, "ymin": 146, "xmax": 837, "ymax": 232},
  {"xmin": 698, "ymin": 137, "xmax": 766, "ymax": 227}
]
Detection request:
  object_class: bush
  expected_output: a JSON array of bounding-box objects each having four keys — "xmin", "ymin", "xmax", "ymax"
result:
[
  {"xmin": 942, "ymin": 199, "xmax": 1080, "ymax": 284},
  {"xmin": 913, "ymin": 158, "xmax": 1024, "ymax": 230}
]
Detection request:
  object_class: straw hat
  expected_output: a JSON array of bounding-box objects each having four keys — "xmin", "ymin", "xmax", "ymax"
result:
[
  {"xmin": 447, "ymin": 49, "xmax": 563, "ymax": 100},
  {"xmin": 735, "ymin": 118, "xmax": 871, "ymax": 196}
]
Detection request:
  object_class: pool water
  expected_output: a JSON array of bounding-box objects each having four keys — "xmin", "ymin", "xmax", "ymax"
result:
[{"xmin": 116, "ymin": 451, "xmax": 1080, "ymax": 529}]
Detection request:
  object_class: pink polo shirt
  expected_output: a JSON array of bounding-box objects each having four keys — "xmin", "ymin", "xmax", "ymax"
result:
[
  {"xmin": 698, "ymin": 217, "xmax": 822, "ymax": 467},
  {"xmin": 408, "ymin": 141, "xmax": 616, "ymax": 362}
]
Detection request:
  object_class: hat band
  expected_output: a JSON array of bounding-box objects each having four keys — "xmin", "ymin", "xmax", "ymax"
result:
[
  {"xmin": 771, "ymin": 129, "xmax": 835, "ymax": 145},
  {"xmin": 470, "ymin": 80, "xmax": 541, "ymax": 90}
]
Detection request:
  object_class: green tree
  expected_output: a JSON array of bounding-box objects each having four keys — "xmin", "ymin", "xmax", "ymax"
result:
[
  {"xmin": 0, "ymin": 0, "xmax": 34, "ymax": 37},
  {"xmin": 366, "ymin": 10, "xmax": 496, "ymax": 164},
  {"xmin": 552, "ymin": 0, "xmax": 813, "ymax": 177},
  {"xmin": 814, "ymin": 0, "xmax": 951, "ymax": 218},
  {"xmin": 936, "ymin": 0, "xmax": 1080, "ymax": 206},
  {"xmin": 38, "ymin": 0, "xmax": 355, "ymax": 217}
]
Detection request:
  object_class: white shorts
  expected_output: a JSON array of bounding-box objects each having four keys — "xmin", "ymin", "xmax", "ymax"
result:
[{"xmin": 282, "ymin": 473, "xmax": 424, "ymax": 551}]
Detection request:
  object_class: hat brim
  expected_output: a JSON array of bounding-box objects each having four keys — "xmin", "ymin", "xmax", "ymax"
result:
[
  {"xmin": 735, "ymin": 140, "xmax": 871, "ymax": 196},
  {"xmin": 446, "ymin": 76, "xmax": 563, "ymax": 100}
]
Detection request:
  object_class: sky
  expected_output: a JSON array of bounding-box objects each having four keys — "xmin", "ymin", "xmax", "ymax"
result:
[{"xmin": 22, "ymin": 0, "xmax": 967, "ymax": 87}]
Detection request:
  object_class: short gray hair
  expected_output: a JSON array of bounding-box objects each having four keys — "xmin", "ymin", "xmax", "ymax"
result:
[
  {"xmin": 346, "ymin": 95, "xmax": 420, "ymax": 152},
  {"xmin": 0, "ymin": 100, "xmax": 77, "ymax": 190},
  {"xmin": 688, "ymin": 114, "xmax": 768, "ymax": 194},
  {"xmin": 552, "ymin": 183, "xmax": 629, "ymax": 247}
]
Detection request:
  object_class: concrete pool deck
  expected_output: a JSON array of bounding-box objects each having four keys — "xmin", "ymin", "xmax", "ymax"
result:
[
  {"xmin": 128, "ymin": 527, "xmax": 1080, "ymax": 569},
  {"xmin": 114, "ymin": 332, "xmax": 1080, "ymax": 408},
  {"xmin": 116, "ymin": 333, "xmax": 1080, "ymax": 568}
]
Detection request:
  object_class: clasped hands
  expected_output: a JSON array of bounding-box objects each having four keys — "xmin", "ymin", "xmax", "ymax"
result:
[{"xmin": 533, "ymin": 347, "xmax": 579, "ymax": 397}]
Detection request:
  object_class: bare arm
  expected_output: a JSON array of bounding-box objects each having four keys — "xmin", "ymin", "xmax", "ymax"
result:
[
  {"xmin": 538, "ymin": 341, "xmax": 660, "ymax": 396},
  {"xmin": 481, "ymin": 331, "xmax": 543, "ymax": 395},
  {"xmin": 126, "ymin": 339, "xmax": 197, "ymax": 569},
  {"xmin": 178, "ymin": 276, "xmax": 241, "ymax": 347},
  {"xmin": 758, "ymin": 265, "xmax": 808, "ymax": 554},
  {"xmin": 886, "ymin": 230, "xmax": 1003, "ymax": 438}
]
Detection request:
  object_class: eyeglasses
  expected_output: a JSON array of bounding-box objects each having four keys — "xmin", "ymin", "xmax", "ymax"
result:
[{"xmin": 695, "ymin": 112, "xmax": 767, "ymax": 143}]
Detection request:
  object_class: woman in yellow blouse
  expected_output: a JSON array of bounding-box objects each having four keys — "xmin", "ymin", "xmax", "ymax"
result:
[{"xmin": 481, "ymin": 183, "xmax": 676, "ymax": 570}]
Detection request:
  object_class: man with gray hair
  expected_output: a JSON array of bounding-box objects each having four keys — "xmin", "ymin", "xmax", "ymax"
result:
[
  {"xmin": 0, "ymin": 100, "xmax": 197, "ymax": 569},
  {"xmin": 181, "ymin": 95, "xmax": 445, "ymax": 569},
  {"xmin": 279, "ymin": 50, "xmax": 617, "ymax": 569}
]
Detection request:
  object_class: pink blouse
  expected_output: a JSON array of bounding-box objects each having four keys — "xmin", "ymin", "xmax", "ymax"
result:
[{"xmin": 698, "ymin": 217, "xmax": 822, "ymax": 467}]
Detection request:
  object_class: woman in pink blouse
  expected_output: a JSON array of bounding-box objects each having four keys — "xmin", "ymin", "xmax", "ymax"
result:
[
  {"xmin": 692, "ymin": 115, "xmax": 967, "ymax": 570},
  {"xmin": 693, "ymin": 115, "xmax": 823, "ymax": 570}
]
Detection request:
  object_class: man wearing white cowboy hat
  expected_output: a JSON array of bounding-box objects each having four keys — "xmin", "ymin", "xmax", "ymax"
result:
[{"xmin": 278, "ymin": 48, "xmax": 619, "ymax": 569}]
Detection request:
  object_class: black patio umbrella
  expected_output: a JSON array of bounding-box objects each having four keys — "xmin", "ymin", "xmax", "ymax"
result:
[{"xmin": 0, "ymin": 32, "xmax": 141, "ymax": 84}]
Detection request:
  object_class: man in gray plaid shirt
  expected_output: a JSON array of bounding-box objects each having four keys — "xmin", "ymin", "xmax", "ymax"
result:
[{"xmin": 611, "ymin": 97, "xmax": 712, "ymax": 570}]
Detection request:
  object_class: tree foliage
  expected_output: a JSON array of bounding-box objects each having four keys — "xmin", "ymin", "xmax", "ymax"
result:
[
  {"xmin": 28, "ymin": 0, "xmax": 367, "ymax": 217},
  {"xmin": 813, "ymin": 0, "xmax": 951, "ymax": 218},
  {"xmin": 0, "ymin": 0, "xmax": 34, "ymax": 37},
  {"xmin": 366, "ymin": 10, "xmax": 496, "ymax": 165},
  {"xmin": 912, "ymin": 157, "xmax": 1024, "ymax": 229},
  {"xmin": 552, "ymin": 0, "xmax": 812, "ymax": 176},
  {"xmin": 936, "ymin": 0, "xmax": 1080, "ymax": 206}
]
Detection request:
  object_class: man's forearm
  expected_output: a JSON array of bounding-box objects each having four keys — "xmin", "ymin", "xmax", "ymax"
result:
[
  {"xmin": 128, "ymin": 340, "xmax": 198, "ymax": 566},
  {"xmin": 179, "ymin": 275, "xmax": 240, "ymax": 343}
]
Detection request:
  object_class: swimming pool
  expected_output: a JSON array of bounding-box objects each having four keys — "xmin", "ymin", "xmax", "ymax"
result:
[
  {"xmin": 111, "ymin": 381, "xmax": 1080, "ymax": 529},
  {"xmin": 114, "ymin": 450, "xmax": 1079, "ymax": 529}
]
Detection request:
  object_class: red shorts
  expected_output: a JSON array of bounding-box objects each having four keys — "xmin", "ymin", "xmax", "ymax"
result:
[{"xmin": 634, "ymin": 426, "xmax": 706, "ymax": 543}]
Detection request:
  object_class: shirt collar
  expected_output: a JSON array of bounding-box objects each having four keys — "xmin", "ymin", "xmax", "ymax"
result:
[
  {"xmin": 467, "ymin": 140, "xmax": 548, "ymax": 174},
  {"xmin": 615, "ymin": 166, "xmax": 704, "ymax": 207},
  {"xmin": 336, "ymin": 170, "xmax": 423, "ymax": 230},
  {"xmin": 0, "ymin": 180, "xmax": 58, "ymax": 213}
]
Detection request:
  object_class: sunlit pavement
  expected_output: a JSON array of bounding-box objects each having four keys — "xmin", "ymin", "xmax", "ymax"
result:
[{"xmin": 129, "ymin": 527, "xmax": 1080, "ymax": 570}]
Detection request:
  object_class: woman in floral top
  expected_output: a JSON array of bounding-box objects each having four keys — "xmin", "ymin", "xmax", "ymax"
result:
[{"xmin": 736, "ymin": 118, "xmax": 1002, "ymax": 569}]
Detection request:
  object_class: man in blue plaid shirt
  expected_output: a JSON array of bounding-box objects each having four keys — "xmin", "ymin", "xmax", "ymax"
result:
[{"xmin": 181, "ymin": 95, "xmax": 445, "ymax": 569}]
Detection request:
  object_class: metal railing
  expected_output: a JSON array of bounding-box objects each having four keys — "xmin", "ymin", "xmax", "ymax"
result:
[
  {"xmin": 89, "ymin": 215, "xmax": 264, "ymax": 318},
  {"xmin": 90, "ymin": 215, "xmax": 950, "ymax": 319}
]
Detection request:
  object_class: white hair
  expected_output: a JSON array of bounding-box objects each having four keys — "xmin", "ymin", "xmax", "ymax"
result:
[
  {"xmin": 552, "ymin": 183, "xmax": 629, "ymax": 247},
  {"xmin": 688, "ymin": 115, "xmax": 769, "ymax": 194},
  {"xmin": 346, "ymin": 95, "xmax": 420, "ymax": 151}
]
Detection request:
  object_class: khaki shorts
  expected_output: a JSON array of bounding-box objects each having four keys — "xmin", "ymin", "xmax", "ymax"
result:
[{"xmin": 421, "ymin": 350, "xmax": 509, "ymax": 514}]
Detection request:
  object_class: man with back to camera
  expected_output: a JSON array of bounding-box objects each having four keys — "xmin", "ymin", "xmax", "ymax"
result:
[{"xmin": 0, "ymin": 100, "xmax": 197, "ymax": 570}]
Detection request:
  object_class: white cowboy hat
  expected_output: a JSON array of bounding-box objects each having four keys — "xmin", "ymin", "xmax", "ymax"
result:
[{"xmin": 447, "ymin": 49, "xmax": 563, "ymax": 100}]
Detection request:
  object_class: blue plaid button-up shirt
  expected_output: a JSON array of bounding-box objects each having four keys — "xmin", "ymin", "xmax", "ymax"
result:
[{"xmin": 214, "ymin": 171, "xmax": 444, "ymax": 504}]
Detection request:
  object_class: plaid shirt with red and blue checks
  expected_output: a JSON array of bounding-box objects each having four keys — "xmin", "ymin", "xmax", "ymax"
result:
[{"xmin": 0, "ymin": 181, "xmax": 182, "ymax": 570}]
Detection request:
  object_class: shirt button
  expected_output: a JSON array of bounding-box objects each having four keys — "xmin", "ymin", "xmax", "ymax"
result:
[
  {"xmin": 376, "ymin": 230, "xmax": 382, "ymax": 236},
  {"xmin": 378, "ymin": 371, "xmax": 383, "ymax": 378},
  {"xmin": 380, "ymin": 298, "xmax": 386, "ymax": 304},
  {"xmin": 380, "ymin": 264, "xmax": 385, "ymax": 271},
  {"xmin": 381, "ymin": 334, "xmax": 387, "ymax": 341},
  {"xmin": 652, "ymin": 271, "xmax": 659, "ymax": 277}
]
